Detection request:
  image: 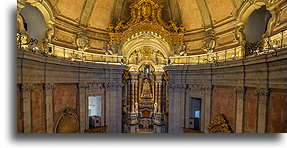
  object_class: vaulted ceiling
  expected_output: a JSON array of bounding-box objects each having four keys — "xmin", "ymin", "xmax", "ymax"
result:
[{"xmin": 48, "ymin": 0, "xmax": 244, "ymax": 32}]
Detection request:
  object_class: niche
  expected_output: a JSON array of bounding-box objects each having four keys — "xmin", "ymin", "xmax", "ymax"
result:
[
  {"xmin": 243, "ymin": 6, "xmax": 272, "ymax": 43},
  {"xmin": 20, "ymin": 3, "xmax": 47, "ymax": 41}
]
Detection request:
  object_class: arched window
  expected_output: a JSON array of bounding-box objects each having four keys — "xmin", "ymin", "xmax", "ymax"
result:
[{"xmin": 243, "ymin": 6, "xmax": 272, "ymax": 43}]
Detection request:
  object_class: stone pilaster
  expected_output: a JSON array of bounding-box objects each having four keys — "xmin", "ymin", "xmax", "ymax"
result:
[
  {"xmin": 44, "ymin": 83, "xmax": 55, "ymax": 133},
  {"xmin": 234, "ymin": 87, "xmax": 246, "ymax": 133},
  {"xmin": 21, "ymin": 83, "xmax": 34, "ymax": 133},
  {"xmin": 203, "ymin": 85, "xmax": 213, "ymax": 133},
  {"xmin": 168, "ymin": 83, "xmax": 186, "ymax": 133},
  {"xmin": 256, "ymin": 88, "xmax": 270, "ymax": 133},
  {"xmin": 78, "ymin": 83, "xmax": 88, "ymax": 133},
  {"xmin": 105, "ymin": 82, "xmax": 122, "ymax": 133}
]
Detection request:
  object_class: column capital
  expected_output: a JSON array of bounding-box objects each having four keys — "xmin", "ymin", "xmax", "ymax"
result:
[
  {"xmin": 105, "ymin": 82, "xmax": 122, "ymax": 90},
  {"xmin": 203, "ymin": 85, "xmax": 213, "ymax": 91},
  {"xmin": 87, "ymin": 83, "xmax": 105, "ymax": 92},
  {"xmin": 234, "ymin": 87, "xmax": 246, "ymax": 94},
  {"xmin": 78, "ymin": 83, "xmax": 88, "ymax": 89},
  {"xmin": 21, "ymin": 83, "xmax": 35, "ymax": 92},
  {"xmin": 169, "ymin": 83, "xmax": 187, "ymax": 90},
  {"xmin": 44, "ymin": 83, "xmax": 55, "ymax": 90},
  {"xmin": 255, "ymin": 88, "xmax": 270, "ymax": 96}
]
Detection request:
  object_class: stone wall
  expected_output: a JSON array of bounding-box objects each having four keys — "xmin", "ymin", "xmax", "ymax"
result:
[
  {"xmin": 17, "ymin": 49, "xmax": 125, "ymax": 133},
  {"xmin": 167, "ymin": 49, "xmax": 287, "ymax": 133}
]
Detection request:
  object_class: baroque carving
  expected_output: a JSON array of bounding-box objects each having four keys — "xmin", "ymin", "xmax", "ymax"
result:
[
  {"xmin": 75, "ymin": 28, "xmax": 89, "ymax": 52},
  {"xmin": 105, "ymin": 82, "xmax": 122, "ymax": 90},
  {"xmin": 44, "ymin": 83, "xmax": 55, "ymax": 90},
  {"xmin": 122, "ymin": 67, "xmax": 130, "ymax": 84},
  {"xmin": 21, "ymin": 84, "xmax": 35, "ymax": 92},
  {"xmin": 55, "ymin": 108, "xmax": 79, "ymax": 133},
  {"xmin": 234, "ymin": 87, "xmax": 246, "ymax": 94},
  {"xmin": 87, "ymin": 83, "xmax": 105, "ymax": 92},
  {"xmin": 255, "ymin": 88, "xmax": 270, "ymax": 96},
  {"xmin": 208, "ymin": 113, "xmax": 233, "ymax": 133},
  {"xmin": 108, "ymin": 0, "xmax": 184, "ymax": 56},
  {"xmin": 203, "ymin": 29, "xmax": 216, "ymax": 53},
  {"xmin": 169, "ymin": 83, "xmax": 187, "ymax": 90}
]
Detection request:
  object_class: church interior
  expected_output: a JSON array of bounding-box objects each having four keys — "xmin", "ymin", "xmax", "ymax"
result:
[{"xmin": 16, "ymin": 0, "xmax": 287, "ymax": 133}]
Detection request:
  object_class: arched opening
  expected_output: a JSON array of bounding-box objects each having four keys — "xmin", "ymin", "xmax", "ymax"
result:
[
  {"xmin": 20, "ymin": 3, "xmax": 47, "ymax": 41},
  {"xmin": 243, "ymin": 6, "xmax": 272, "ymax": 43}
]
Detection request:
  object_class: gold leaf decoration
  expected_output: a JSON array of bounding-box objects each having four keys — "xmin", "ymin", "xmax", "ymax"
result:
[{"xmin": 207, "ymin": 113, "xmax": 233, "ymax": 133}]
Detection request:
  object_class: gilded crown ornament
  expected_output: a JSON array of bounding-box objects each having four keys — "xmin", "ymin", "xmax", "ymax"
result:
[{"xmin": 108, "ymin": 0, "xmax": 185, "ymax": 56}]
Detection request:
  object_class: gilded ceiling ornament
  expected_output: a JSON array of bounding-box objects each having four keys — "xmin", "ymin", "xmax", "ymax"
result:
[
  {"xmin": 108, "ymin": 0, "xmax": 185, "ymax": 56},
  {"xmin": 203, "ymin": 29, "xmax": 216, "ymax": 53},
  {"xmin": 75, "ymin": 28, "xmax": 89, "ymax": 52}
]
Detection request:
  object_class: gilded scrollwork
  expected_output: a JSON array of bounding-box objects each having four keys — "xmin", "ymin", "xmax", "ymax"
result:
[
  {"xmin": 76, "ymin": 28, "xmax": 89, "ymax": 52},
  {"xmin": 122, "ymin": 67, "xmax": 131, "ymax": 84},
  {"xmin": 207, "ymin": 113, "xmax": 233, "ymax": 133},
  {"xmin": 108, "ymin": 0, "xmax": 185, "ymax": 56},
  {"xmin": 203, "ymin": 29, "xmax": 216, "ymax": 53}
]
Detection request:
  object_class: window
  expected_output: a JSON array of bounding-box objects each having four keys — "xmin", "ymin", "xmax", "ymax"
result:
[
  {"xmin": 194, "ymin": 110, "xmax": 201, "ymax": 118},
  {"xmin": 88, "ymin": 96, "xmax": 101, "ymax": 117},
  {"xmin": 88, "ymin": 96, "xmax": 102, "ymax": 129},
  {"xmin": 189, "ymin": 98, "xmax": 202, "ymax": 130},
  {"xmin": 189, "ymin": 98, "xmax": 201, "ymax": 118}
]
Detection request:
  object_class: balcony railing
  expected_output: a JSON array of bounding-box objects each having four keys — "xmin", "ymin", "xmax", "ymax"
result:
[{"xmin": 17, "ymin": 30, "xmax": 286, "ymax": 66}]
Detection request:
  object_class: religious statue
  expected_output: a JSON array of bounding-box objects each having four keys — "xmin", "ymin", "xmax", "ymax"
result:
[{"xmin": 140, "ymin": 79, "xmax": 153, "ymax": 99}]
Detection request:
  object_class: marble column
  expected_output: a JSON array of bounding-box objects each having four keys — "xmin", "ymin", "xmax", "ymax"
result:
[
  {"xmin": 78, "ymin": 83, "xmax": 88, "ymax": 133},
  {"xmin": 21, "ymin": 83, "xmax": 34, "ymax": 133},
  {"xmin": 235, "ymin": 87, "xmax": 246, "ymax": 133},
  {"xmin": 44, "ymin": 83, "xmax": 55, "ymax": 133},
  {"xmin": 256, "ymin": 88, "xmax": 270, "ymax": 133}
]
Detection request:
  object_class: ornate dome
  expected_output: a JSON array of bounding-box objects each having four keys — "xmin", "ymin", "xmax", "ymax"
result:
[{"xmin": 17, "ymin": 0, "xmax": 286, "ymax": 67}]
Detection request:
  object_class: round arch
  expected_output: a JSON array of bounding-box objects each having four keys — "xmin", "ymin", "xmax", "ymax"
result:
[
  {"xmin": 26, "ymin": 0, "xmax": 55, "ymax": 24},
  {"xmin": 122, "ymin": 31, "xmax": 173, "ymax": 60}
]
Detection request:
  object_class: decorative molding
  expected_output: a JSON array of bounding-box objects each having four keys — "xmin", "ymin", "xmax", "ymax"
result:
[
  {"xmin": 75, "ymin": 28, "xmax": 89, "ymax": 51},
  {"xmin": 169, "ymin": 83, "xmax": 187, "ymax": 90},
  {"xmin": 44, "ymin": 83, "xmax": 55, "ymax": 90},
  {"xmin": 234, "ymin": 87, "xmax": 246, "ymax": 94},
  {"xmin": 87, "ymin": 83, "xmax": 105, "ymax": 92},
  {"xmin": 105, "ymin": 82, "xmax": 122, "ymax": 90},
  {"xmin": 78, "ymin": 83, "xmax": 89, "ymax": 89},
  {"xmin": 255, "ymin": 88, "xmax": 270, "ymax": 96},
  {"xmin": 21, "ymin": 84, "xmax": 35, "ymax": 92}
]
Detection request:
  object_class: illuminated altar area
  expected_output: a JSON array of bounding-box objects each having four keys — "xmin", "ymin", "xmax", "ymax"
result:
[{"xmin": 16, "ymin": 0, "xmax": 287, "ymax": 133}]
